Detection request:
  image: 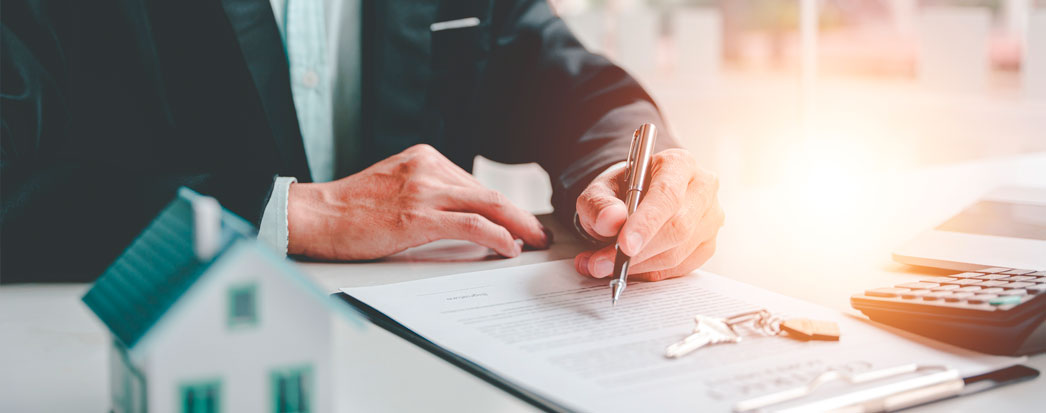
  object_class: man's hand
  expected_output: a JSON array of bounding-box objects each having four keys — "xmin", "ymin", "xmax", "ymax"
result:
[
  {"xmin": 286, "ymin": 144, "xmax": 550, "ymax": 260},
  {"xmin": 574, "ymin": 148, "xmax": 724, "ymax": 281}
]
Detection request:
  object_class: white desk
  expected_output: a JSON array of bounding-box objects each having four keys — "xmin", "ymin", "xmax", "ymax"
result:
[{"xmin": 2, "ymin": 153, "xmax": 1044, "ymax": 412}]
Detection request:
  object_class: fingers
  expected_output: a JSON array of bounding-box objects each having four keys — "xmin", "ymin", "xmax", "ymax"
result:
[
  {"xmin": 436, "ymin": 212, "xmax": 521, "ymax": 257},
  {"xmin": 629, "ymin": 195, "xmax": 723, "ymax": 264},
  {"xmin": 578, "ymin": 243, "xmax": 617, "ymax": 278},
  {"xmin": 618, "ymin": 152, "xmax": 706, "ymax": 256},
  {"xmin": 574, "ymin": 250, "xmax": 595, "ymax": 276},
  {"xmin": 629, "ymin": 240, "xmax": 716, "ymax": 282},
  {"xmin": 576, "ymin": 233, "xmax": 717, "ymax": 281},
  {"xmin": 571, "ymin": 149, "xmax": 724, "ymax": 281},
  {"xmin": 397, "ymin": 144, "xmax": 549, "ymax": 252},
  {"xmin": 444, "ymin": 187, "xmax": 550, "ymax": 248},
  {"xmin": 576, "ymin": 166, "xmax": 628, "ymax": 240}
]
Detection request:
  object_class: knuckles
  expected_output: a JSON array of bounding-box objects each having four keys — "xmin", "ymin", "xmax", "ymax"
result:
[
  {"xmin": 459, "ymin": 214, "xmax": 484, "ymax": 233},
  {"xmin": 394, "ymin": 209, "xmax": 425, "ymax": 232},
  {"xmin": 483, "ymin": 190, "xmax": 508, "ymax": 210},
  {"xmin": 401, "ymin": 177, "xmax": 431, "ymax": 194},
  {"xmin": 663, "ymin": 217, "xmax": 692, "ymax": 245}
]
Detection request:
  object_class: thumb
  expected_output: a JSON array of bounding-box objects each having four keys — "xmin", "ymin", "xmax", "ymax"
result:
[{"xmin": 576, "ymin": 169, "xmax": 628, "ymax": 239}]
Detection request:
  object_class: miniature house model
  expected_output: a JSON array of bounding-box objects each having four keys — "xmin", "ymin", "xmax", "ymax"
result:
[{"xmin": 83, "ymin": 188, "xmax": 339, "ymax": 413}]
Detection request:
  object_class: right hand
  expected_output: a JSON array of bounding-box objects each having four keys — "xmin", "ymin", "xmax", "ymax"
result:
[{"xmin": 286, "ymin": 144, "xmax": 550, "ymax": 260}]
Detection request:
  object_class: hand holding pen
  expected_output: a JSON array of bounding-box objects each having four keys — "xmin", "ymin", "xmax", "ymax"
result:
[
  {"xmin": 609, "ymin": 124, "xmax": 657, "ymax": 305},
  {"xmin": 573, "ymin": 125, "xmax": 725, "ymax": 296}
]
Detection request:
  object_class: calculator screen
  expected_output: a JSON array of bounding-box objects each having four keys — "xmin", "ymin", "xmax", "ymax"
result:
[{"xmin": 936, "ymin": 201, "xmax": 1046, "ymax": 241}]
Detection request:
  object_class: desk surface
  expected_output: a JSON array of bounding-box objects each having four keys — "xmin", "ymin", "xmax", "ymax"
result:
[{"xmin": 2, "ymin": 153, "xmax": 1045, "ymax": 412}]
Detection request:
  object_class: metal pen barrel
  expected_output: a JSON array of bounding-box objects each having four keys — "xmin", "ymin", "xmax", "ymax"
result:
[{"xmin": 610, "ymin": 123, "xmax": 657, "ymax": 306}]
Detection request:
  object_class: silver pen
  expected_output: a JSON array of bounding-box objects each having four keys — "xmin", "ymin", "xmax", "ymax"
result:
[{"xmin": 610, "ymin": 123, "xmax": 657, "ymax": 306}]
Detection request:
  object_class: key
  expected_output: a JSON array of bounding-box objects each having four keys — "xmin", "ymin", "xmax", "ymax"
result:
[
  {"xmin": 896, "ymin": 282, "xmax": 939, "ymax": 289},
  {"xmin": 945, "ymin": 292, "xmax": 975, "ymax": 302},
  {"xmin": 922, "ymin": 291, "xmax": 953, "ymax": 301},
  {"xmin": 944, "ymin": 279, "xmax": 983, "ymax": 286},
  {"xmin": 865, "ymin": 287, "xmax": 907, "ymax": 297},
  {"xmin": 665, "ymin": 316, "xmax": 741, "ymax": 358},
  {"xmin": 973, "ymin": 274, "xmax": 1008, "ymax": 280},
  {"xmin": 901, "ymin": 290, "xmax": 929, "ymax": 299},
  {"xmin": 968, "ymin": 294, "xmax": 998, "ymax": 304},
  {"xmin": 780, "ymin": 318, "xmax": 840, "ymax": 341},
  {"xmin": 978, "ymin": 267, "xmax": 1012, "ymax": 274},
  {"xmin": 920, "ymin": 277, "xmax": 957, "ymax": 283}
]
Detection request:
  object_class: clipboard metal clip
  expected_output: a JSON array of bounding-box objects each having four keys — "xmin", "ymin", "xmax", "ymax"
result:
[{"xmin": 733, "ymin": 363, "xmax": 964, "ymax": 413}]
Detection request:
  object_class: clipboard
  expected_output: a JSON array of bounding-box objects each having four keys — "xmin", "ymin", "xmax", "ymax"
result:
[
  {"xmin": 336, "ymin": 292, "xmax": 574, "ymax": 412},
  {"xmin": 336, "ymin": 292, "xmax": 1037, "ymax": 412}
]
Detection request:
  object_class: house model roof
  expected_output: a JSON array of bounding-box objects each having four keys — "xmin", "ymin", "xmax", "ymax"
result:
[{"xmin": 82, "ymin": 188, "xmax": 257, "ymax": 348}]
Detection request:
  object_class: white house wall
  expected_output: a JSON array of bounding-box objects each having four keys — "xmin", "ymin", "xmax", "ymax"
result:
[{"xmin": 139, "ymin": 243, "xmax": 333, "ymax": 413}]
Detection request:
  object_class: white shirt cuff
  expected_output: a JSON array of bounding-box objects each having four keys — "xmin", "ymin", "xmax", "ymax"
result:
[{"xmin": 258, "ymin": 176, "xmax": 298, "ymax": 256}]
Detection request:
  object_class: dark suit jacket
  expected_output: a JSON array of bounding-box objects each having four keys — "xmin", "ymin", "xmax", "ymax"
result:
[{"xmin": 1, "ymin": 0, "xmax": 678, "ymax": 282}]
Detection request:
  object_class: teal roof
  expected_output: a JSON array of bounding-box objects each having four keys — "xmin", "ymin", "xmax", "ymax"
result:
[{"xmin": 82, "ymin": 188, "xmax": 256, "ymax": 348}]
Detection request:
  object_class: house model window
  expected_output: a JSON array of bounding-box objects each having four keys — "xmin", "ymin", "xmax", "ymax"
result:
[
  {"xmin": 181, "ymin": 380, "xmax": 220, "ymax": 413},
  {"xmin": 272, "ymin": 365, "xmax": 311, "ymax": 413},
  {"xmin": 227, "ymin": 284, "xmax": 257, "ymax": 328}
]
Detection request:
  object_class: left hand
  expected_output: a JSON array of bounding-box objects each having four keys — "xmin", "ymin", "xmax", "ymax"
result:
[{"xmin": 573, "ymin": 148, "xmax": 724, "ymax": 281}]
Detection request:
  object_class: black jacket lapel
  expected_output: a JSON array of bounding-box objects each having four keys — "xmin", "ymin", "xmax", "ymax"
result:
[{"xmin": 219, "ymin": 0, "xmax": 312, "ymax": 181}]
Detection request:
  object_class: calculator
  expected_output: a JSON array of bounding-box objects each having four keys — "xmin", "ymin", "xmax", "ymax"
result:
[{"xmin": 851, "ymin": 267, "xmax": 1046, "ymax": 356}]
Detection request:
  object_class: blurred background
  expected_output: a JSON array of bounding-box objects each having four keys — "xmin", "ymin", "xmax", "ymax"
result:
[{"xmin": 476, "ymin": 0, "xmax": 1046, "ymax": 214}]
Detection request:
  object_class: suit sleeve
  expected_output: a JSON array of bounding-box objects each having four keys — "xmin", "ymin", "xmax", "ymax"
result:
[
  {"xmin": 472, "ymin": 0, "xmax": 679, "ymax": 227},
  {"xmin": 0, "ymin": 7, "xmax": 275, "ymax": 283}
]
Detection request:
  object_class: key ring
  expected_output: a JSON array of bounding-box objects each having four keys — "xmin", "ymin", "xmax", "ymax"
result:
[{"xmin": 722, "ymin": 309, "xmax": 785, "ymax": 336}]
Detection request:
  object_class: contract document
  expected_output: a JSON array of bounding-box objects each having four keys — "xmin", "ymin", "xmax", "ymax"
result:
[{"xmin": 341, "ymin": 260, "xmax": 1022, "ymax": 412}]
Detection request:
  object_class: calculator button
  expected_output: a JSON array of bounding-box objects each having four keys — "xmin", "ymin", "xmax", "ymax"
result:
[
  {"xmin": 978, "ymin": 267, "xmax": 1012, "ymax": 274},
  {"xmin": 978, "ymin": 280, "xmax": 1009, "ymax": 287},
  {"xmin": 1000, "ymin": 276, "xmax": 1034, "ymax": 282},
  {"xmin": 1001, "ymin": 269, "xmax": 1036, "ymax": 275},
  {"xmin": 951, "ymin": 272, "xmax": 984, "ymax": 278},
  {"xmin": 923, "ymin": 291, "xmax": 952, "ymax": 300},
  {"xmin": 944, "ymin": 279, "xmax": 983, "ymax": 286},
  {"xmin": 866, "ymin": 288, "xmax": 907, "ymax": 297},
  {"xmin": 1030, "ymin": 271, "xmax": 1046, "ymax": 277},
  {"xmin": 1004, "ymin": 282, "xmax": 1034, "ymax": 289},
  {"xmin": 978, "ymin": 287, "xmax": 1005, "ymax": 294},
  {"xmin": 1001, "ymin": 289, "xmax": 1027, "ymax": 296},
  {"xmin": 901, "ymin": 290, "xmax": 930, "ymax": 299},
  {"xmin": 920, "ymin": 277, "xmax": 958, "ymax": 283},
  {"xmin": 1027, "ymin": 285, "xmax": 1046, "ymax": 294},
  {"xmin": 968, "ymin": 294, "xmax": 998, "ymax": 304},
  {"xmin": 989, "ymin": 296, "xmax": 1022, "ymax": 306},
  {"xmin": 896, "ymin": 282, "xmax": 939, "ymax": 290},
  {"xmin": 973, "ymin": 274, "xmax": 1008, "ymax": 280},
  {"xmin": 955, "ymin": 286, "xmax": 982, "ymax": 292},
  {"xmin": 931, "ymin": 285, "xmax": 960, "ymax": 291},
  {"xmin": 945, "ymin": 292, "xmax": 975, "ymax": 302}
]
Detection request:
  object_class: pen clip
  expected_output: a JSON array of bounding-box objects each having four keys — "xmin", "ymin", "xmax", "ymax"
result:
[
  {"xmin": 624, "ymin": 128, "xmax": 644, "ymax": 190},
  {"xmin": 626, "ymin": 129, "xmax": 640, "ymax": 176}
]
